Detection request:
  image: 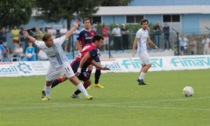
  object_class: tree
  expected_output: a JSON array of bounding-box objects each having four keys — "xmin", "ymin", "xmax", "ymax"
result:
[
  {"xmin": 35, "ymin": 0, "xmax": 133, "ymax": 29},
  {"xmin": 0, "ymin": 0, "xmax": 35, "ymax": 28},
  {"xmin": 35, "ymin": 0, "xmax": 103, "ymax": 29}
]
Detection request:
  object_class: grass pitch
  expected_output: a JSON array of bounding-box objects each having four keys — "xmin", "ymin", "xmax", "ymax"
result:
[{"xmin": 0, "ymin": 69, "xmax": 210, "ymax": 126}]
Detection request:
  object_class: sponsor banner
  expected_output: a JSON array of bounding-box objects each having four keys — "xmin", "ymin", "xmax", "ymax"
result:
[
  {"xmin": 0, "ymin": 55, "xmax": 210, "ymax": 77},
  {"xmin": 98, "ymin": 55, "xmax": 210, "ymax": 72},
  {"xmin": 0, "ymin": 61, "xmax": 49, "ymax": 77}
]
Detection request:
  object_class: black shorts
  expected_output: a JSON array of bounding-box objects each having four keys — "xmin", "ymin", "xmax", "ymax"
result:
[{"xmin": 71, "ymin": 61, "xmax": 90, "ymax": 81}]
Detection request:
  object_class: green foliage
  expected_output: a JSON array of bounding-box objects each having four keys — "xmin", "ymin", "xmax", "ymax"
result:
[
  {"xmin": 35, "ymin": 0, "xmax": 103, "ymax": 23},
  {"xmin": 0, "ymin": 0, "xmax": 35, "ymax": 28}
]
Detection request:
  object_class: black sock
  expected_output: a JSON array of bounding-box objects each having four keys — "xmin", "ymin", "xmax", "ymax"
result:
[
  {"xmin": 51, "ymin": 79, "xmax": 60, "ymax": 88},
  {"xmin": 95, "ymin": 69, "xmax": 101, "ymax": 84},
  {"xmin": 74, "ymin": 89, "xmax": 81, "ymax": 95}
]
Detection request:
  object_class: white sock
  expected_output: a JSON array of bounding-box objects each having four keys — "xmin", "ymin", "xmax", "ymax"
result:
[
  {"xmin": 77, "ymin": 83, "xmax": 89, "ymax": 97},
  {"xmin": 139, "ymin": 72, "xmax": 145, "ymax": 80},
  {"xmin": 45, "ymin": 85, "xmax": 52, "ymax": 98}
]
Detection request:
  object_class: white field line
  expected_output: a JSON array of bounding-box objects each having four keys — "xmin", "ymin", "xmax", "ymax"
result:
[{"xmin": 0, "ymin": 97, "xmax": 210, "ymax": 111}]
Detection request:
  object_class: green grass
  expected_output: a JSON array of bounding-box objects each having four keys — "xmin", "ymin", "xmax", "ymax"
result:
[{"xmin": 1, "ymin": 69, "xmax": 210, "ymax": 126}]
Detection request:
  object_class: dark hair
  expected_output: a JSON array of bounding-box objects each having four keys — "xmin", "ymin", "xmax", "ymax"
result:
[
  {"xmin": 42, "ymin": 33, "xmax": 52, "ymax": 42},
  {"xmin": 92, "ymin": 34, "xmax": 104, "ymax": 43},
  {"xmin": 140, "ymin": 19, "xmax": 149, "ymax": 25},
  {"xmin": 83, "ymin": 17, "xmax": 90, "ymax": 23}
]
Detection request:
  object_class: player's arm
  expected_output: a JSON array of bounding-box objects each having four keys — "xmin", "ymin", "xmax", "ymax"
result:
[
  {"xmin": 23, "ymin": 30, "xmax": 36, "ymax": 43},
  {"xmin": 132, "ymin": 37, "xmax": 138, "ymax": 56},
  {"xmin": 147, "ymin": 38, "xmax": 159, "ymax": 50},
  {"xmin": 75, "ymin": 52, "xmax": 90, "ymax": 76},
  {"xmin": 76, "ymin": 40, "xmax": 82, "ymax": 51},
  {"xmin": 65, "ymin": 20, "xmax": 79, "ymax": 38},
  {"xmin": 91, "ymin": 60, "xmax": 110, "ymax": 70}
]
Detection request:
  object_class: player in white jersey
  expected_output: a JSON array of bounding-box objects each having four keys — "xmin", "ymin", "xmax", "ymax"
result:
[
  {"xmin": 23, "ymin": 20, "xmax": 93, "ymax": 100},
  {"xmin": 132, "ymin": 19, "xmax": 159, "ymax": 85}
]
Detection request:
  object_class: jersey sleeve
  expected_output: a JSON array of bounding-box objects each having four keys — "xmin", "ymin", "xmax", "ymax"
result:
[
  {"xmin": 35, "ymin": 40, "xmax": 45, "ymax": 48},
  {"xmin": 135, "ymin": 31, "xmax": 141, "ymax": 39},
  {"xmin": 94, "ymin": 56, "xmax": 100, "ymax": 62},
  {"xmin": 77, "ymin": 31, "xmax": 83, "ymax": 41},
  {"xmin": 54, "ymin": 35, "xmax": 67, "ymax": 46},
  {"xmin": 89, "ymin": 49, "xmax": 98, "ymax": 58}
]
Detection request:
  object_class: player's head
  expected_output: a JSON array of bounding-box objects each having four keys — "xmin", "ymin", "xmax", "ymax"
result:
[
  {"xmin": 42, "ymin": 33, "xmax": 54, "ymax": 47},
  {"xmin": 140, "ymin": 19, "xmax": 148, "ymax": 30},
  {"xmin": 92, "ymin": 34, "xmax": 104, "ymax": 48},
  {"xmin": 83, "ymin": 17, "xmax": 91, "ymax": 30}
]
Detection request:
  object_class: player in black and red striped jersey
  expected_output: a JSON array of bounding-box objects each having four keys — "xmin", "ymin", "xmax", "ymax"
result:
[
  {"xmin": 45, "ymin": 35, "xmax": 110, "ymax": 98},
  {"xmin": 76, "ymin": 17, "xmax": 104, "ymax": 88}
]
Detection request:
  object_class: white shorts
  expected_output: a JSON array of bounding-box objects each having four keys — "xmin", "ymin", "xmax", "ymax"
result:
[
  {"xmin": 46, "ymin": 63, "xmax": 75, "ymax": 81},
  {"xmin": 103, "ymin": 37, "xmax": 109, "ymax": 45},
  {"xmin": 139, "ymin": 53, "xmax": 151, "ymax": 65}
]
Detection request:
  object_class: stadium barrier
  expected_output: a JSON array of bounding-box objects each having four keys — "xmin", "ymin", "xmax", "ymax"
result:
[{"xmin": 0, "ymin": 55, "xmax": 210, "ymax": 77}]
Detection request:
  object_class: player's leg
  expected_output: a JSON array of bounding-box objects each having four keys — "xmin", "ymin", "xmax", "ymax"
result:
[
  {"xmin": 64, "ymin": 64, "xmax": 92, "ymax": 100},
  {"xmin": 93, "ymin": 56, "xmax": 104, "ymax": 88},
  {"xmin": 137, "ymin": 53, "xmax": 151, "ymax": 85},
  {"xmin": 42, "ymin": 65, "xmax": 62, "ymax": 100},
  {"xmin": 51, "ymin": 75, "xmax": 67, "ymax": 88},
  {"xmin": 42, "ymin": 80, "xmax": 53, "ymax": 101},
  {"xmin": 71, "ymin": 70, "xmax": 91, "ymax": 98},
  {"xmin": 72, "ymin": 79, "xmax": 91, "ymax": 98}
]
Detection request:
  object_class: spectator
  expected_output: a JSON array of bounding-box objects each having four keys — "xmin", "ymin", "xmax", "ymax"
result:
[
  {"xmin": 0, "ymin": 42, "xmax": 6, "ymax": 62},
  {"xmin": 35, "ymin": 27, "xmax": 43, "ymax": 40},
  {"xmin": 72, "ymin": 24, "xmax": 80, "ymax": 51},
  {"xmin": 11, "ymin": 25, "xmax": 20, "ymax": 43},
  {"xmin": 0, "ymin": 27, "xmax": 10, "ymax": 61},
  {"xmin": 163, "ymin": 22, "xmax": 171, "ymax": 50},
  {"xmin": 47, "ymin": 26, "xmax": 57, "ymax": 39},
  {"xmin": 111, "ymin": 24, "xmax": 122, "ymax": 50},
  {"xmin": 60, "ymin": 24, "xmax": 68, "ymax": 52},
  {"xmin": 121, "ymin": 24, "xmax": 129, "ymax": 50},
  {"xmin": 153, "ymin": 22, "xmax": 162, "ymax": 48},
  {"xmin": 38, "ymin": 49, "xmax": 48, "ymax": 61},
  {"xmin": 189, "ymin": 36, "xmax": 197, "ymax": 55},
  {"xmin": 179, "ymin": 34, "xmax": 188, "ymax": 55},
  {"xmin": 19, "ymin": 27, "xmax": 27, "ymax": 51},
  {"xmin": 25, "ymin": 41, "xmax": 36, "ymax": 61},
  {"xmin": 101, "ymin": 23, "xmax": 109, "ymax": 51},
  {"xmin": 12, "ymin": 43, "xmax": 24, "ymax": 61},
  {"xmin": 201, "ymin": 35, "xmax": 210, "ymax": 55}
]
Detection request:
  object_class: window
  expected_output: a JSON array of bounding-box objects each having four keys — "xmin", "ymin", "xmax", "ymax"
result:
[
  {"xmin": 163, "ymin": 15, "xmax": 180, "ymax": 22},
  {"xmin": 91, "ymin": 16, "xmax": 101, "ymax": 24},
  {"xmin": 126, "ymin": 15, "xmax": 144, "ymax": 23}
]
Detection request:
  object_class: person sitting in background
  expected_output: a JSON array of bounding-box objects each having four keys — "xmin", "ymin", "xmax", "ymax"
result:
[
  {"xmin": 25, "ymin": 41, "xmax": 36, "ymax": 61},
  {"xmin": 13, "ymin": 43, "xmax": 24, "ymax": 61},
  {"xmin": 38, "ymin": 49, "xmax": 48, "ymax": 61}
]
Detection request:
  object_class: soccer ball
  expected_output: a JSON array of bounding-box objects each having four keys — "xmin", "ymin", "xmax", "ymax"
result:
[{"xmin": 183, "ymin": 86, "xmax": 194, "ymax": 97}]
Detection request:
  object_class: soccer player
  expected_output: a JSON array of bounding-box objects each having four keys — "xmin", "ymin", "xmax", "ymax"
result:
[
  {"xmin": 23, "ymin": 20, "xmax": 93, "ymax": 101},
  {"xmin": 76, "ymin": 17, "xmax": 104, "ymax": 88},
  {"xmin": 132, "ymin": 19, "xmax": 159, "ymax": 85},
  {"xmin": 47, "ymin": 35, "xmax": 110, "ymax": 98}
]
